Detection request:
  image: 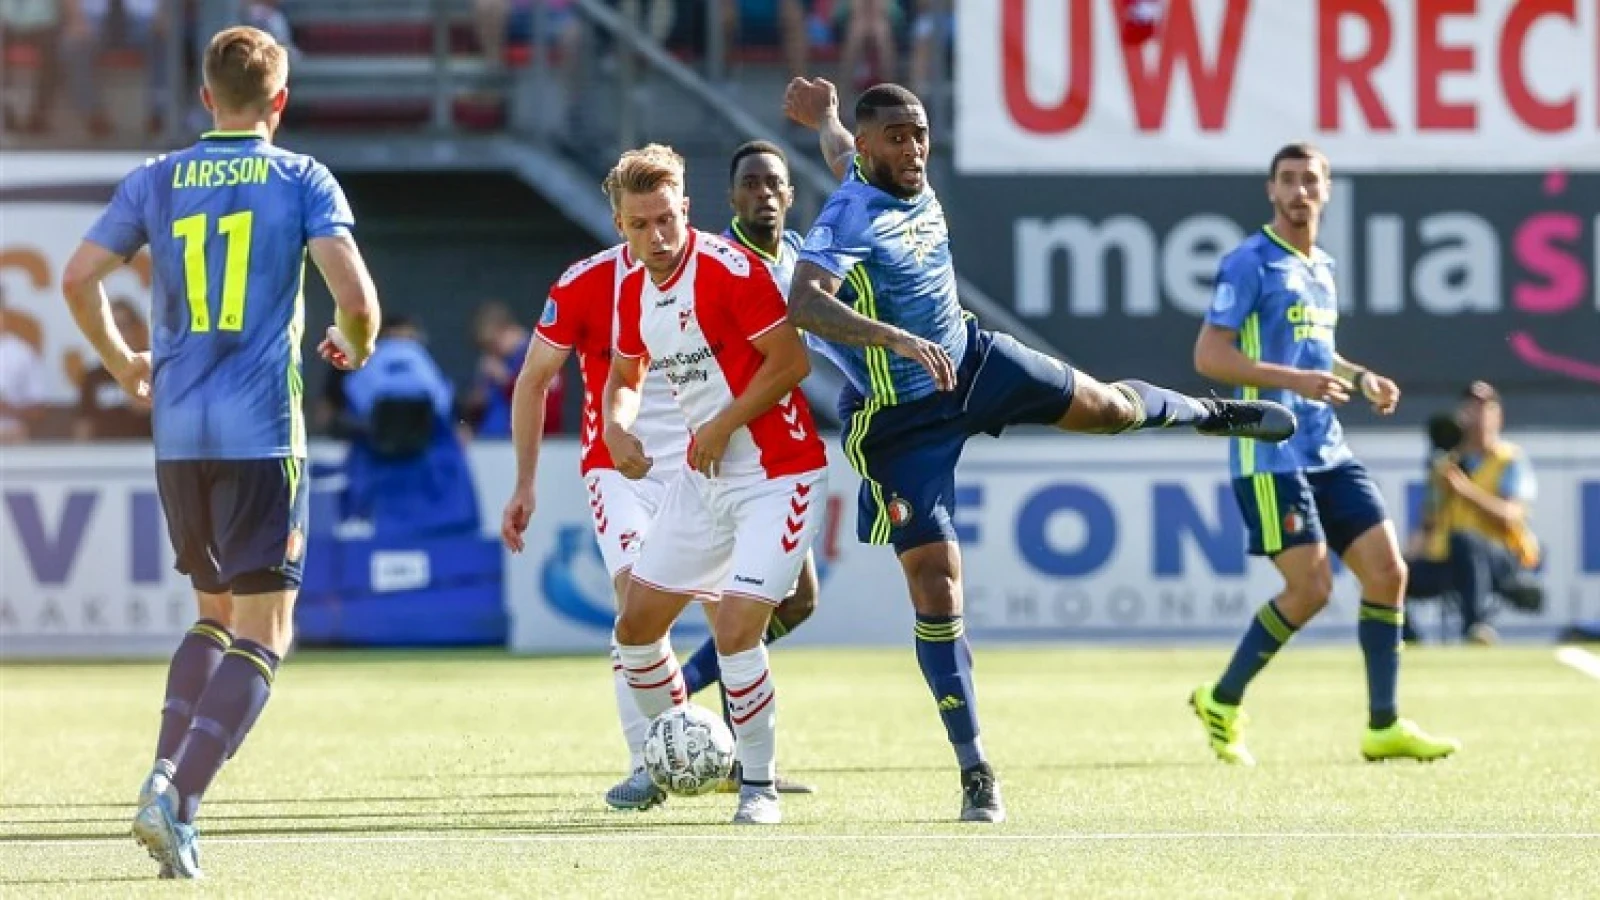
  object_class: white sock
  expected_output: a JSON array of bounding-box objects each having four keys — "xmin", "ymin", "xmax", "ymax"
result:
[
  {"xmin": 614, "ymin": 635, "xmax": 687, "ymax": 720},
  {"xmin": 719, "ymin": 644, "xmax": 776, "ymax": 784},
  {"xmin": 610, "ymin": 644, "xmax": 649, "ymax": 770}
]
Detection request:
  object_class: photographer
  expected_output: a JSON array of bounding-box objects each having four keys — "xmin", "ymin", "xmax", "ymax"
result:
[{"xmin": 1406, "ymin": 382, "xmax": 1543, "ymax": 644}]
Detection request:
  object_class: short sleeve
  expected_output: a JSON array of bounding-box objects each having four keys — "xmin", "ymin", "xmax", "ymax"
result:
[
  {"xmin": 798, "ymin": 189, "xmax": 873, "ymax": 279},
  {"xmin": 1205, "ymin": 251, "xmax": 1262, "ymax": 330},
  {"xmin": 83, "ymin": 167, "xmax": 150, "ymax": 259},
  {"xmin": 1500, "ymin": 453, "xmax": 1538, "ymax": 502},
  {"xmin": 613, "ymin": 271, "xmax": 646, "ymax": 359},
  {"xmin": 728, "ymin": 259, "xmax": 789, "ymax": 342},
  {"xmin": 535, "ymin": 275, "xmax": 585, "ymax": 351},
  {"xmin": 302, "ymin": 161, "xmax": 355, "ymax": 239}
]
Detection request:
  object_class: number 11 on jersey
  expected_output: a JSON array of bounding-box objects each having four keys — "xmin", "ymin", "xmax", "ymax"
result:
[{"xmin": 172, "ymin": 210, "xmax": 254, "ymax": 333}]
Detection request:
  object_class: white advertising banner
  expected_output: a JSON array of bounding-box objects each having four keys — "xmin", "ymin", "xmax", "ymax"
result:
[
  {"xmin": 0, "ymin": 153, "xmax": 153, "ymax": 403},
  {"xmin": 956, "ymin": 0, "xmax": 1600, "ymax": 173},
  {"xmin": 4, "ymin": 434, "xmax": 1597, "ymax": 658}
]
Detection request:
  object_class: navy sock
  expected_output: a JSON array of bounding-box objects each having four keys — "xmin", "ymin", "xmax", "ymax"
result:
[
  {"xmin": 914, "ymin": 614, "xmax": 985, "ymax": 768},
  {"xmin": 171, "ymin": 639, "xmax": 280, "ymax": 824},
  {"xmin": 156, "ymin": 620, "xmax": 231, "ymax": 762},
  {"xmin": 680, "ymin": 638, "xmax": 721, "ymax": 695},
  {"xmin": 1111, "ymin": 380, "xmax": 1208, "ymax": 431},
  {"xmin": 1358, "ymin": 600, "xmax": 1403, "ymax": 729},
  {"xmin": 1213, "ymin": 600, "xmax": 1299, "ymax": 705}
]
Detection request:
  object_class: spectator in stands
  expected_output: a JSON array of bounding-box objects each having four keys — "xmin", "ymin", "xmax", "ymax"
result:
[
  {"xmin": 1406, "ymin": 381, "xmax": 1544, "ymax": 645},
  {"xmin": 474, "ymin": 0, "xmax": 584, "ymax": 129},
  {"xmin": 74, "ymin": 297, "xmax": 152, "ymax": 440},
  {"xmin": 908, "ymin": 0, "xmax": 951, "ymax": 105},
  {"xmin": 726, "ymin": 0, "xmax": 831, "ymax": 82},
  {"xmin": 64, "ymin": 0, "xmax": 172, "ymax": 137},
  {"xmin": 1, "ymin": 0, "xmax": 66, "ymax": 134},
  {"xmin": 836, "ymin": 0, "xmax": 899, "ymax": 90},
  {"xmin": 465, "ymin": 300, "xmax": 563, "ymax": 438},
  {"xmin": 0, "ymin": 288, "xmax": 46, "ymax": 443}
]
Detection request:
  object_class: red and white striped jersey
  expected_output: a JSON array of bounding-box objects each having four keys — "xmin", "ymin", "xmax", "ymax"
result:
[
  {"xmin": 614, "ymin": 229, "xmax": 826, "ymax": 479},
  {"xmin": 534, "ymin": 244, "xmax": 689, "ymax": 475}
]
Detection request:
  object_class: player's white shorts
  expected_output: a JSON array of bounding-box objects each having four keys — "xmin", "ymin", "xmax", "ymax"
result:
[
  {"xmin": 585, "ymin": 466, "xmax": 672, "ymax": 579},
  {"xmin": 631, "ymin": 466, "xmax": 828, "ymax": 605}
]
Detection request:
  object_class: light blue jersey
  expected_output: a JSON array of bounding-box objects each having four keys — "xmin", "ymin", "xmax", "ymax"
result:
[
  {"xmin": 1207, "ymin": 227, "xmax": 1351, "ymax": 476},
  {"xmin": 85, "ymin": 131, "xmax": 354, "ymax": 460},
  {"xmin": 723, "ymin": 220, "xmax": 802, "ymax": 295},
  {"xmin": 798, "ymin": 159, "xmax": 965, "ymax": 406}
]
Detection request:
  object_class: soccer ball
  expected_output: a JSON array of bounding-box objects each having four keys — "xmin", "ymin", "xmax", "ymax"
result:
[{"xmin": 642, "ymin": 704, "xmax": 736, "ymax": 796}]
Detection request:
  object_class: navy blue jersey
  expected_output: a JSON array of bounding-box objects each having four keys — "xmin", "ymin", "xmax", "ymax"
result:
[
  {"xmin": 799, "ymin": 158, "xmax": 965, "ymax": 407},
  {"xmin": 85, "ymin": 131, "xmax": 354, "ymax": 460},
  {"xmin": 1206, "ymin": 227, "xmax": 1351, "ymax": 476}
]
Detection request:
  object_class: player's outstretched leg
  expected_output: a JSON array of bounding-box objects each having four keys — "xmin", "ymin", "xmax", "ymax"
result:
[
  {"xmin": 1341, "ymin": 526, "xmax": 1461, "ymax": 763},
  {"xmin": 900, "ymin": 542, "xmax": 1005, "ymax": 823},
  {"xmin": 1057, "ymin": 371, "xmax": 1296, "ymax": 443}
]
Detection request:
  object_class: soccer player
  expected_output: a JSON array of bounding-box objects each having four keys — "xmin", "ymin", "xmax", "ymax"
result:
[
  {"xmin": 782, "ymin": 78, "xmax": 1295, "ymax": 822},
  {"xmin": 61, "ymin": 27, "xmax": 380, "ymax": 878},
  {"xmin": 602, "ymin": 145, "xmax": 827, "ymax": 826},
  {"xmin": 1188, "ymin": 142, "xmax": 1460, "ymax": 766},
  {"xmin": 498, "ymin": 142, "xmax": 822, "ymax": 809}
]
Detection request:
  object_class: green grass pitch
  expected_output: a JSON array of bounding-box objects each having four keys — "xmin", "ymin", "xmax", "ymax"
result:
[{"xmin": 3, "ymin": 645, "xmax": 1598, "ymax": 898}]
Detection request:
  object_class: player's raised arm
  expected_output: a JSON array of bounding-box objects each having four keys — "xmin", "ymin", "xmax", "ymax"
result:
[
  {"xmin": 790, "ymin": 260, "xmax": 955, "ymax": 391},
  {"xmin": 784, "ymin": 76, "xmax": 855, "ymax": 182},
  {"xmin": 501, "ymin": 335, "xmax": 572, "ymax": 551},
  {"xmin": 308, "ymin": 234, "xmax": 380, "ymax": 368}
]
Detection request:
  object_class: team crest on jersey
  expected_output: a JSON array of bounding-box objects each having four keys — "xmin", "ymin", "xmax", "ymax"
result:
[
  {"xmin": 1283, "ymin": 509, "xmax": 1306, "ymax": 535},
  {"xmin": 540, "ymin": 297, "xmax": 558, "ymax": 327},
  {"xmin": 887, "ymin": 495, "xmax": 914, "ymax": 528},
  {"xmin": 678, "ymin": 306, "xmax": 694, "ymax": 332}
]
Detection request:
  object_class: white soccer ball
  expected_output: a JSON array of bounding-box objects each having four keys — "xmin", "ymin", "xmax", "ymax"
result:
[{"xmin": 642, "ymin": 704, "xmax": 736, "ymax": 796}]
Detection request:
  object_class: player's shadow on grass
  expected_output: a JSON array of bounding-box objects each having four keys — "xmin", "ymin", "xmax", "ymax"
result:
[
  {"xmin": 0, "ymin": 790, "xmax": 575, "ymax": 814},
  {"xmin": 0, "ymin": 817, "xmax": 728, "ymax": 843},
  {"xmin": 0, "ymin": 875, "xmax": 151, "ymax": 888},
  {"xmin": 797, "ymin": 760, "xmax": 1215, "ymax": 774}
]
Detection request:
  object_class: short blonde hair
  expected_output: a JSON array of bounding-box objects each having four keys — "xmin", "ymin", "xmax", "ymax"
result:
[
  {"xmin": 204, "ymin": 26, "xmax": 289, "ymax": 114},
  {"xmin": 602, "ymin": 144, "xmax": 686, "ymax": 211}
]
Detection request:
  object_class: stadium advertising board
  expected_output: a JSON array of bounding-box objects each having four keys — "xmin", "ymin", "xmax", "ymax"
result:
[
  {"xmin": 491, "ymin": 436, "xmax": 1600, "ymax": 653},
  {"xmin": 957, "ymin": 0, "xmax": 1600, "ymax": 173},
  {"xmin": 943, "ymin": 171, "xmax": 1600, "ymax": 403},
  {"xmin": 0, "ymin": 153, "xmax": 147, "ymax": 404},
  {"xmin": 6, "ymin": 438, "xmax": 1597, "ymax": 658}
]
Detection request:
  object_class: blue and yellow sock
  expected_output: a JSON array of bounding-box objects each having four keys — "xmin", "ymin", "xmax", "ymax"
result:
[
  {"xmin": 914, "ymin": 614, "xmax": 985, "ymax": 769},
  {"xmin": 171, "ymin": 639, "xmax": 280, "ymax": 824},
  {"xmin": 1112, "ymin": 380, "xmax": 1209, "ymax": 431},
  {"xmin": 1213, "ymin": 599, "xmax": 1299, "ymax": 705},
  {"xmin": 156, "ymin": 619, "xmax": 231, "ymax": 762},
  {"xmin": 1358, "ymin": 600, "xmax": 1403, "ymax": 729}
]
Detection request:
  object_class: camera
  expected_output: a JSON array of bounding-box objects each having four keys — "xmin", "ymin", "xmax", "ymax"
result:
[{"xmin": 1426, "ymin": 413, "xmax": 1462, "ymax": 454}]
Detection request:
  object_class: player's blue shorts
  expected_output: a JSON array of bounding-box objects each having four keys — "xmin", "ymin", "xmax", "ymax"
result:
[
  {"xmin": 155, "ymin": 458, "xmax": 310, "ymax": 593},
  {"xmin": 839, "ymin": 319, "xmax": 1076, "ymax": 553},
  {"xmin": 1232, "ymin": 459, "xmax": 1388, "ymax": 557}
]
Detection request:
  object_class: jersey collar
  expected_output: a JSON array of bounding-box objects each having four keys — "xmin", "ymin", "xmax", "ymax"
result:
[
  {"xmin": 200, "ymin": 129, "xmax": 267, "ymax": 142},
  {"xmin": 1262, "ymin": 225, "xmax": 1319, "ymax": 264},
  {"xmin": 727, "ymin": 218, "xmax": 780, "ymax": 264},
  {"xmin": 651, "ymin": 229, "xmax": 697, "ymax": 293}
]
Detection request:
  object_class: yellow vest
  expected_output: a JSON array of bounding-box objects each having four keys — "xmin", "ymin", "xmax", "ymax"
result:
[{"xmin": 1425, "ymin": 442, "xmax": 1540, "ymax": 569}]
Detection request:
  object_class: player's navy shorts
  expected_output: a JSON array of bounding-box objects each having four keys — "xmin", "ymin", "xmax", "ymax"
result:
[
  {"xmin": 1232, "ymin": 459, "xmax": 1388, "ymax": 557},
  {"xmin": 155, "ymin": 458, "xmax": 310, "ymax": 592},
  {"xmin": 839, "ymin": 319, "xmax": 1076, "ymax": 553}
]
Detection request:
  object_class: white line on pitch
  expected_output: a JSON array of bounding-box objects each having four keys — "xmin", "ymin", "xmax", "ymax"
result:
[
  {"xmin": 5, "ymin": 832, "xmax": 1600, "ymax": 850},
  {"xmin": 1555, "ymin": 645, "xmax": 1600, "ymax": 681}
]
